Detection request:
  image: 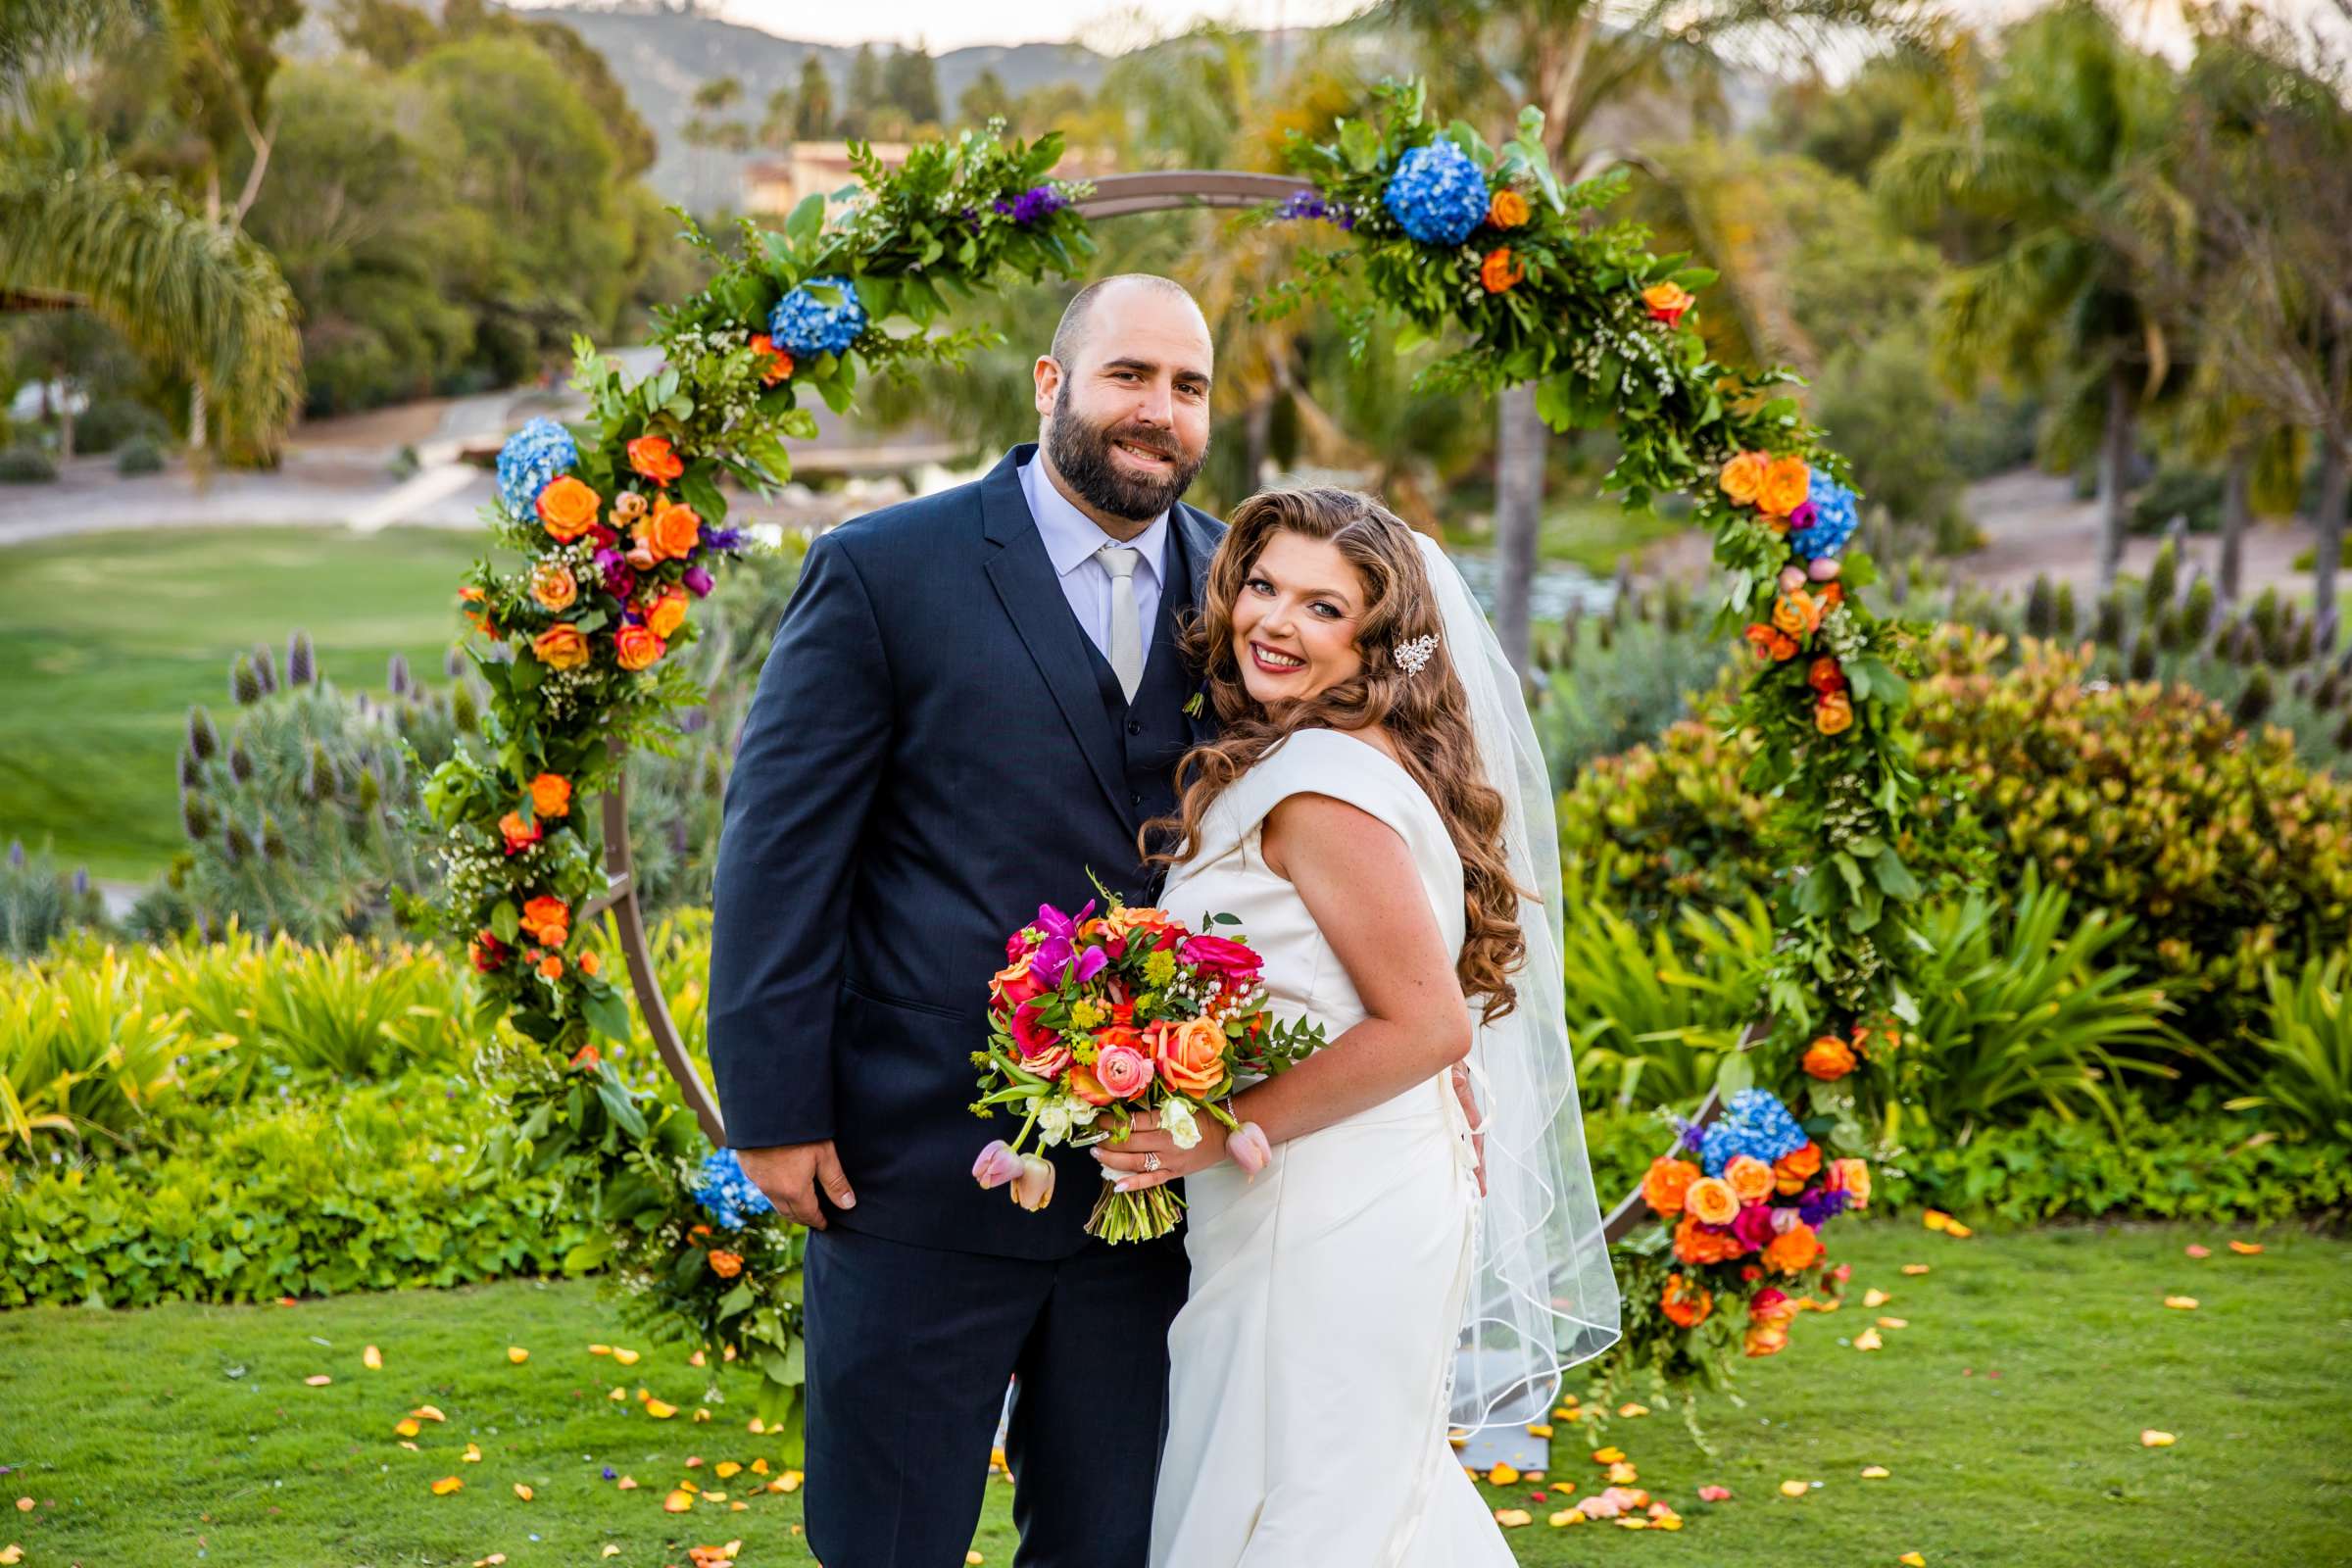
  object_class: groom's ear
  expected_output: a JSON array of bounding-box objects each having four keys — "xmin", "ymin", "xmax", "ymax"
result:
[{"xmin": 1033, "ymin": 355, "xmax": 1064, "ymax": 417}]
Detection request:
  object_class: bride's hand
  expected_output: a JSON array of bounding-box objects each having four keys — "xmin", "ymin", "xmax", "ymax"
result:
[{"xmin": 1091, "ymin": 1109, "xmax": 1229, "ymax": 1194}]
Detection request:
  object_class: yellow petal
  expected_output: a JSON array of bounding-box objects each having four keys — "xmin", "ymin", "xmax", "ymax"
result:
[
  {"xmin": 616, "ymin": 1477, "xmax": 639, "ymax": 1491},
  {"xmin": 637, "ymin": 1389, "xmax": 652, "ymax": 1403},
  {"xmin": 1945, "ymin": 1222, "xmax": 1974, "ymax": 1239},
  {"xmin": 1900, "ymin": 1263, "xmax": 1931, "ymax": 1276},
  {"xmin": 473, "ymin": 1555, "xmax": 507, "ymax": 1566},
  {"xmin": 430, "ymin": 1476, "xmax": 464, "ymax": 1496},
  {"xmin": 645, "ymin": 1399, "xmax": 678, "ymax": 1419},
  {"xmin": 462, "ymin": 1442, "xmax": 482, "ymax": 1462},
  {"xmin": 1615, "ymin": 1516, "xmax": 1647, "ymax": 1530},
  {"xmin": 1862, "ymin": 1465, "xmax": 1891, "ymax": 1479},
  {"xmin": 1877, "ymin": 1317, "xmax": 1909, "ymax": 1329},
  {"xmin": 663, "ymin": 1489, "xmax": 695, "ymax": 1512},
  {"xmin": 612, "ymin": 1348, "xmax": 642, "ymax": 1366},
  {"xmin": 1547, "ymin": 1509, "xmax": 1580, "ymax": 1527},
  {"xmin": 1653, "ymin": 1515, "xmax": 1684, "ymax": 1531},
  {"xmin": 1607, "ymin": 1463, "xmax": 1639, "ymax": 1485},
  {"xmin": 2164, "ymin": 1296, "xmax": 2199, "ymax": 1310},
  {"xmin": 777, "ymin": 1470, "xmax": 805, "ymax": 1493},
  {"xmin": 2141, "ymin": 1430, "xmax": 2178, "ymax": 1446},
  {"xmin": 967, "ymin": 1553, "xmax": 986, "ymax": 1565},
  {"xmin": 1494, "ymin": 1508, "xmax": 1534, "ymax": 1527},
  {"xmin": 394, "ymin": 1418, "xmax": 421, "ymax": 1438},
  {"xmin": 690, "ymin": 1349, "xmax": 708, "ymax": 1368},
  {"xmin": 1922, "ymin": 1209, "xmax": 1951, "ymax": 1231},
  {"xmin": 603, "ymin": 1548, "xmax": 621, "ymax": 1559},
  {"xmin": 305, "ymin": 1375, "xmax": 332, "ymax": 1387},
  {"xmin": 414, "ymin": 1404, "xmax": 446, "ymax": 1422},
  {"xmin": 363, "ymin": 1345, "xmax": 383, "ymax": 1370},
  {"xmin": 1487, "ymin": 1463, "xmax": 1520, "ymax": 1486},
  {"xmin": 715, "ymin": 1461, "xmax": 743, "ymax": 1479},
  {"xmin": 1780, "ymin": 1480, "xmax": 1810, "ymax": 1497},
  {"xmin": 1592, "ymin": 1447, "xmax": 1626, "ymax": 1464},
  {"xmin": 608, "ymin": 1387, "xmax": 627, "ymax": 1401},
  {"xmin": 1863, "ymin": 1288, "xmax": 1891, "ymax": 1307},
  {"xmin": 704, "ymin": 1491, "xmax": 727, "ymax": 1502},
  {"xmin": 589, "ymin": 1344, "xmax": 612, "ymax": 1355},
  {"xmin": 513, "ymin": 1483, "xmax": 534, "ymax": 1500},
  {"xmin": 1525, "ymin": 1424, "xmax": 1553, "ymax": 1439},
  {"xmin": 508, "ymin": 1348, "xmax": 529, "ymax": 1364},
  {"xmin": 1, "ymin": 1544, "xmax": 23, "ymax": 1564},
  {"xmin": 752, "ymin": 1458, "xmax": 770, "ymax": 1475},
  {"xmin": 1523, "ymin": 1471, "xmax": 1544, "ymax": 1484},
  {"xmin": 1854, "ymin": 1328, "xmax": 1884, "ymax": 1350},
  {"xmin": 747, "ymin": 1417, "xmax": 766, "ymax": 1434},
  {"xmin": 692, "ymin": 1408, "xmax": 712, "ymax": 1423},
  {"xmin": 1618, "ymin": 1403, "xmax": 1650, "ymax": 1418},
  {"xmin": 679, "ymin": 1479, "xmax": 700, "ymax": 1493},
  {"xmin": 1446, "ymin": 1431, "xmax": 1468, "ymax": 1449},
  {"xmin": 1901, "ymin": 1554, "xmax": 1928, "ymax": 1567}
]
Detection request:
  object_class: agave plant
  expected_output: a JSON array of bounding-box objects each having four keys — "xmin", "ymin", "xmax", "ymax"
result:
[
  {"xmin": 1904, "ymin": 870, "xmax": 2181, "ymax": 1144},
  {"xmin": 2224, "ymin": 956, "xmax": 2352, "ymax": 1144}
]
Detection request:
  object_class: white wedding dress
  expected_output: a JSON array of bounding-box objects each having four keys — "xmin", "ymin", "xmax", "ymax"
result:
[{"xmin": 1149, "ymin": 726, "xmax": 1513, "ymax": 1568}]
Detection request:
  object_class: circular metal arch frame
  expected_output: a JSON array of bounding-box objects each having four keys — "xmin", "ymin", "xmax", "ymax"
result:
[{"xmin": 588, "ymin": 171, "xmax": 1724, "ymax": 1243}]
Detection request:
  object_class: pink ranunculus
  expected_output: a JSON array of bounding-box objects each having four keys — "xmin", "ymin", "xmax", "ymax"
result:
[
  {"xmin": 1228, "ymin": 1121, "xmax": 1272, "ymax": 1178},
  {"xmin": 1010, "ymin": 1153, "xmax": 1056, "ymax": 1211},
  {"xmin": 972, "ymin": 1141, "xmax": 1023, "ymax": 1190},
  {"xmin": 1731, "ymin": 1201, "xmax": 1778, "ymax": 1253},
  {"xmin": 1177, "ymin": 933, "xmax": 1262, "ymax": 986},
  {"xmin": 1095, "ymin": 1043, "xmax": 1155, "ymax": 1101}
]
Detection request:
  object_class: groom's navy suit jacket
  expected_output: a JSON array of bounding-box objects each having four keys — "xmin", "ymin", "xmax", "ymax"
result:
[{"xmin": 707, "ymin": 443, "xmax": 1223, "ymax": 1260}]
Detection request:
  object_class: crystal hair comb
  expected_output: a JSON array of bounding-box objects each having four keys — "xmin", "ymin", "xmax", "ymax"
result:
[{"xmin": 1394, "ymin": 633, "xmax": 1439, "ymax": 675}]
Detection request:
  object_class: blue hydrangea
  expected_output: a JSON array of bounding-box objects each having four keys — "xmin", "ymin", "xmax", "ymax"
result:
[
  {"xmin": 495, "ymin": 417, "xmax": 576, "ymax": 519},
  {"xmin": 1382, "ymin": 140, "xmax": 1491, "ymax": 246},
  {"xmin": 768, "ymin": 275, "xmax": 868, "ymax": 358},
  {"xmin": 691, "ymin": 1148, "xmax": 775, "ymax": 1230},
  {"xmin": 1697, "ymin": 1088, "xmax": 1810, "ymax": 1177},
  {"xmin": 1789, "ymin": 477, "xmax": 1860, "ymax": 560}
]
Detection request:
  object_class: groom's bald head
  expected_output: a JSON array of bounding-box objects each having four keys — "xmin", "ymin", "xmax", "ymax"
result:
[
  {"xmin": 1034, "ymin": 274, "xmax": 1214, "ymax": 531},
  {"xmin": 1049, "ymin": 274, "xmax": 1211, "ymax": 374}
]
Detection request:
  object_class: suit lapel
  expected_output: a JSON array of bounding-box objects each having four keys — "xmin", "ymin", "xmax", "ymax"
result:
[
  {"xmin": 1166, "ymin": 502, "xmax": 1222, "ymax": 748},
  {"xmin": 980, "ymin": 445, "xmax": 1133, "ymax": 827}
]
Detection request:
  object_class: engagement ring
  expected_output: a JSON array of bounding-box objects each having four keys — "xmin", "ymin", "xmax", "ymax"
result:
[{"xmin": 1144, "ymin": 1152, "xmax": 1162, "ymax": 1172}]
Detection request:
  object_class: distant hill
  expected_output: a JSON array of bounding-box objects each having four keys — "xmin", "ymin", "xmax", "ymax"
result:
[{"xmin": 516, "ymin": 6, "xmax": 1114, "ymax": 210}]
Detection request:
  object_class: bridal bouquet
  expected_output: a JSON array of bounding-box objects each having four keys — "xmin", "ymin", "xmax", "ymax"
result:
[{"xmin": 968, "ymin": 892, "xmax": 1326, "ymax": 1242}]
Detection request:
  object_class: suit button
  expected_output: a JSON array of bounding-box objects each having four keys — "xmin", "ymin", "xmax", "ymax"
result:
[
  {"xmin": 1127, "ymin": 719, "xmax": 1144, "ymax": 736},
  {"xmin": 1129, "ymin": 791, "xmax": 1145, "ymax": 807}
]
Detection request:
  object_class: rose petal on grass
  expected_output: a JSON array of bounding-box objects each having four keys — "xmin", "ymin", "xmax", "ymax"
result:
[
  {"xmin": 399, "ymin": 1441, "xmax": 420, "ymax": 1452},
  {"xmin": 968, "ymin": 1553, "xmax": 986, "ymax": 1565},
  {"xmin": 1619, "ymin": 1403, "xmax": 1651, "ymax": 1417},
  {"xmin": 513, "ymin": 1483, "xmax": 534, "ymax": 1500},
  {"xmin": 690, "ymin": 1349, "xmax": 707, "ymax": 1368},
  {"xmin": 663, "ymin": 1490, "xmax": 695, "ymax": 1512},
  {"xmin": 12, "ymin": 1501, "xmax": 30, "ymax": 1513},
  {"xmin": 414, "ymin": 1405, "xmax": 446, "ymax": 1422},
  {"xmin": 1853, "ymin": 1328, "xmax": 1884, "ymax": 1351},
  {"xmin": 305, "ymin": 1375, "xmax": 332, "ymax": 1387},
  {"xmin": 645, "ymin": 1400, "xmax": 678, "ymax": 1419},
  {"xmin": 1, "ymin": 1544, "xmax": 23, "ymax": 1564},
  {"xmin": 692, "ymin": 1408, "xmax": 712, "ymax": 1423},
  {"xmin": 1946, "ymin": 1222, "xmax": 1974, "ymax": 1238},
  {"xmin": 462, "ymin": 1443, "xmax": 482, "ymax": 1463},
  {"xmin": 1607, "ymin": 1463, "xmax": 1640, "ymax": 1485},
  {"xmin": 1901, "ymin": 1263, "xmax": 1931, "ymax": 1276},
  {"xmin": 715, "ymin": 1462, "xmax": 742, "ymax": 1479},
  {"xmin": 1877, "ymin": 1317, "xmax": 1909, "ymax": 1329},
  {"xmin": 1698, "ymin": 1485, "xmax": 1733, "ymax": 1501},
  {"xmin": 2164, "ymin": 1296, "xmax": 2199, "ymax": 1310},
  {"xmin": 1494, "ymin": 1509, "xmax": 1533, "ymax": 1528},
  {"xmin": 589, "ymin": 1344, "xmax": 612, "ymax": 1356},
  {"xmin": 1901, "ymin": 1554, "xmax": 1928, "ymax": 1566},
  {"xmin": 1592, "ymin": 1447, "xmax": 1626, "ymax": 1464},
  {"xmin": 1549, "ymin": 1509, "xmax": 1583, "ymax": 1527},
  {"xmin": 2229, "ymin": 1241, "xmax": 2263, "ymax": 1255},
  {"xmin": 1780, "ymin": 1480, "xmax": 1810, "ymax": 1497},
  {"xmin": 1863, "ymin": 1288, "xmax": 1891, "ymax": 1307},
  {"xmin": 2184, "ymin": 1245, "xmax": 2210, "ymax": 1258},
  {"xmin": 607, "ymin": 1387, "xmax": 626, "ymax": 1401},
  {"xmin": 615, "ymin": 1477, "xmax": 639, "ymax": 1492},
  {"xmin": 1488, "ymin": 1463, "xmax": 1520, "ymax": 1486},
  {"xmin": 363, "ymin": 1346, "xmax": 383, "ymax": 1370},
  {"xmin": 1922, "ymin": 1209, "xmax": 1951, "ymax": 1232},
  {"xmin": 612, "ymin": 1348, "xmax": 642, "ymax": 1366},
  {"xmin": 602, "ymin": 1547, "xmax": 621, "ymax": 1558},
  {"xmin": 2141, "ymin": 1430, "xmax": 2178, "ymax": 1447},
  {"xmin": 751, "ymin": 1458, "xmax": 770, "ymax": 1476},
  {"xmin": 775, "ymin": 1470, "xmax": 805, "ymax": 1493},
  {"xmin": 394, "ymin": 1419, "xmax": 421, "ymax": 1439},
  {"xmin": 1862, "ymin": 1465, "xmax": 1891, "ymax": 1479},
  {"xmin": 508, "ymin": 1348, "xmax": 529, "ymax": 1364},
  {"xmin": 430, "ymin": 1477, "xmax": 464, "ymax": 1496}
]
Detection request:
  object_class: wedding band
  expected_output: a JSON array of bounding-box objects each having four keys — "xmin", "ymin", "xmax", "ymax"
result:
[{"xmin": 1144, "ymin": 1152, "xmax": 1162, "ymax": 1172}]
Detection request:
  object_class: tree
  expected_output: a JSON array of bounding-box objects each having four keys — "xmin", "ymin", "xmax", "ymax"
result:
[
  {"xmin": 1366, "ymin": 0, "xmax": 1940, "ymax": 675},
  {"xmin": 1875, "ymin": 1, "xmax": 2182, "ymax": 594},
  {"xmin": 758, "ymin": 82, "xmax": 795, "ymax": 151},
  {"xmin": 793, "ymin": 55, "xmax": 833, "ymax": 141},
  {"xmin": 958, "ymin": 66, "xmax": 1014, "ymax": 130},
  {"xmin": 884, "ymin": 41, "xmax": 942, "ymax": 128},
  {"xmin": 840, "ymin": 44, "xmax": 881, "ymax": 139}
]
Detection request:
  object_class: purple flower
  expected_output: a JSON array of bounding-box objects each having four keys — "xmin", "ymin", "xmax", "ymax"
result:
[
  {"xmin": 1033, "ymin": 900, "xmax": 1096, "ymax": 942},
  {"xmin": 1670, "ymin": 1114, "xmax": 1705, "ymax": 1155},
  {"xmin": 1786, "ymin": 500, "xmax": 1818, "ymax": 533},
  {"xmin": 683, "ymin": 564, "xmax": 714, "ymax": 597},
  {"xmin": 595, "ymin": 548, "xmax": 636, "ymax": 598},
  {"xmin": 1003, "ymin": 184, "xmax": 1067, "ymax": 225},
  {"xmin": 702, "ymin": 524, "xmax": 749, "ymax": 554},
  {"xmin": 1798, "ymin": 1187, "xmax": 1849, "ymax": 1227}
]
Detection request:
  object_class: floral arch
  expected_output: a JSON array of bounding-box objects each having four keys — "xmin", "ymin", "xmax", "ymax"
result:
[{"xmin": 419, "ymin": 82, "xmax": 1925, "ymax": 1445}]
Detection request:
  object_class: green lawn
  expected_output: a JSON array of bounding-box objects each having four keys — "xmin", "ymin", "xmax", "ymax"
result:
[
  {"xmin": 0, "ymin": 526, "xmax": 494, "ymax": 882},
  {"xmin": 2, "ymin": 1221, "xmax": 2346, "ymax": 1566}
]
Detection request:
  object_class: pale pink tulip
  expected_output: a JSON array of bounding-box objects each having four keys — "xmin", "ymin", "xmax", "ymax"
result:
[
  {"xmin": 1228, "ymin": 1121, "xmax": 1272, "ymax": 1178},
  {"xmin": 971, "ymin": 1140, "xmax": 1022, "ymax": 1190},
  {"xmin": 1010, "ymin": 1153, "xmax": 1056, "ymax": 1211},
  {"xmin": 1808, "ymin": 556, "xmax": 1842, "ymax": 582},
  {"xmin": 1778, "ymin": 564, "xmax": 1807, "ymax": 594}
]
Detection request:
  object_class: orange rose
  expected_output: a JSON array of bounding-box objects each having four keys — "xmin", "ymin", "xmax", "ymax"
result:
[
  {"xmin": 537, "ymin": 953, "xmax": 564, "ymax": 980},
  {"xmin": 536, "ymin": 475, "xmax": 602, "ymax": 542},
  {"xmin": 1820, "ymin": 580, "xmax": 1845, "ymax": 609},
  {"xmin": 1150, "ymin": 1017, "xmax": 1227, "ymax": 1099},
  {"xmin": 1642, "ymin": 1156, "xmax": 1700, "ymax": 1216},
  {"xmin": 1673, "ymin": 1212, "xmax": 1743, "ymax": 1265},
  {"xmin": 1659, "ymin": 1272, "xmax": 1712, "ymax": 1329},
  {"xmin": 1803, "ymin": 1034, "xmax": 1856, "ymax": 1080},
  {"xmin": 531, "ymin": 623, "xmax": 591, "ymax": 671},
  {"xmin": 528, "ymin": 772, "xmax": 571, "ymax": 819},
  {"xmin": 648, "ymin": 501, "xmax": 702, "ymax": 562},
  {"xmin": 614, "ymin": 623, "xmax": 666, "ymax": 671},
  {"xmin": 1723, "ymin": 1155, "xmax": 1775, "ymax": 1205},
  {"xmin": 1833, "ymin": 1156, "xmax": 1872, "ymax": 1208},
  {"xmin": 1807, "ymin": 656, "xmax": 1846, "ymax": 696},
  {"xmin": 578, "ymin": 950, "xmax": 601, "ymax": 977},
  {"xmin": 529, "ymin": 560, "xmax": 579, "ymax": 611},
  {"xmin": 568, "ymin": 1042, "xmax": 600, "ymax": 1070},
  {"xmin": 1772, "ymin": 589, "xmax": 1820, "ymax": 640},
  {"xmin": 1642, "ymin": 280, "xmax": 1693, "ymax": 327},
  {"xmin": 1719, "ymin": 451, "xmax": 1769, "ymax": 506},
  {"xmin": 627, "ymin": 435, "xmax": 684, "ymax": 484},
  {"xmin": 708, "ymin": 1250, "xmax": 744, "ymax": 1279},
  {"xmin": 1763, "ymin": 1223, "xmax": 1824, "ymax": 1275},
  {"xmin": 1480, "ymin": 247, "xmax": 1525, "ymax": 294},
  {"xmin": 749, "ymin": 333, "xmax": 795, "ymax": 384},
  {"xmin": 647, "ymin": 588, "xmax": 689, "ymax": 641},
  {"xmin": 1773, "ymin": 1141, "xmax": 1823, "ymax": 1196},
  {"xmin": 458, "ymin": 585, "xmax": 500, "ymax": 640},
  {"xmin": 499, "ymin": 810, "xmax": 542, "ymax": 856},
  {"xmin": 1486, "ymin": 188, "xmax": 1530, "ymax": 228},
  {"xmin": 1066, "ymin": 1061, "xmax": 1115, "ymax": 1107},
  {"xmin": 1815, "ymin": 691, "xmax": 1854, "ymax": 736},
  {"xmin": 1742, "ymin": 1322, "xmax": 1789, "ymax": 1358},
  {"xmin": 1685, "ymin": 1176, "xmax": 1740, "ymax": 1227},
  {"xmin": 1757, "ymin": 456, "xmax": 1812, "ymax": 517},
  {"xmin": 519, "ymin": 894, "xmax": 570, "ymax": 947}
]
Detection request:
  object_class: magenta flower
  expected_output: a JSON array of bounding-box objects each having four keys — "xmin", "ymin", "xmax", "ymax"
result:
[{"xmin": 683, "ymin": 564, "xmax": 714, "ymax": 597}]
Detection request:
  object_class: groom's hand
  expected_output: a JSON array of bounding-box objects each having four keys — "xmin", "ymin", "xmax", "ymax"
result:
[{"xmin": 736, "ymin": 1141, "xmax": 856, "ymax": 1230}]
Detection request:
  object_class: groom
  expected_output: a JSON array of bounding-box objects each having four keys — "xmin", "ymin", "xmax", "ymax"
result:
[{"xmin": 707, "ymin": 274, "xmax": 1224, "ymax": 1567}]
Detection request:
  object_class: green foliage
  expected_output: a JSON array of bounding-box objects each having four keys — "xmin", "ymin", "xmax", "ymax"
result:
[
  {"xmin": 1901, "ymin": 872, "xmax": 2180, "ymax": 1146},
  {"xmin": 113, "ymin": 432, "xmax": 164, "ymax": 473},
  {"xmin": 2223, "ymin": 954, "xmax": 2352, "ymax": 1145},
  {"xmin": 0, "ymin": 841, "xmax": 107, "ymax": 959},
  {"xmin": 0, "ymin": 442, "xmax": 57, "ymax": 481},
  {"xmin": 0, "ymin": 1077, "xmax": 593, "ymax": 1307},
  {"xmin": 0, "ymin": 944, "xmax": 202, "ymax": 1155},
  {"xmin": 1528, "ymin": 601, "xmax": 1738, "ymax": 785},
  {"xmin": 2132, "ymin": 462, "xmax": 2225, "ymax": 534},
  {"xmin": 1560, "ymin": 892, "xmax": 1769, "ymax": 1111}
]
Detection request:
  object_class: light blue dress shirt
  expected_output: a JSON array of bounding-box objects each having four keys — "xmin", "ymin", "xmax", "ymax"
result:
[{"xmin": 1017, "ymin": 455, "xmax": 1169, "ymax": 674}]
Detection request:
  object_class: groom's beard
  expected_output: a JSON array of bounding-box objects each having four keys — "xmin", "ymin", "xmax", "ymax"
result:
[{"xmin": 1046, "ymin": 387, "xmax": 1206, "ymax": 522}]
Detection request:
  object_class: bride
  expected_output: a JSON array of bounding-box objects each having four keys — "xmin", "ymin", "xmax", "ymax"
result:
[{"xmin": 1092, "ymin": 487, "xmax": 1622, "ymax": 1565}]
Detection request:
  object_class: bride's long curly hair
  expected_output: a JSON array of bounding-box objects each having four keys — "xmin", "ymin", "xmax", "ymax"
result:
[{"xmin": 1144, "ymin": 486, "xmax": 1526, "ymax": 1021}]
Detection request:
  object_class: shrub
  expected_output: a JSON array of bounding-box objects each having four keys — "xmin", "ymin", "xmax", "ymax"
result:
[
  {"xmin": 1555, "ymin": 717, "xmax": 1775, "ymax": 929},
  {"xmin": 0, "ymin": 841, "xmax": 108, "ymax": 960},
  {"xmin": 0, "ymin": 946, "xmax": 212, "ymax": 1156},
  {"xmin": 1559, "ymin": 891, "xmax": 1768, "ymax": 1110},
  {"xmin": 2223, "ymin": 954, "xmax": 2352, "ymax": 1144},
  {"xmin": 2129, "ymin": 462, "xmax": 2224, "ymax": 534},
  {"xmin": 1529, "ymin": 608, "xmax": 1739, "ymax": 788},
  {"xmin": 0, "ymin": 444, "xmax": 57, "ymax": 483},
  {"xmin": 75, "ymin": 396, "xmax": 170, "ymax": 455},
  {"xmin": 114, "ymin": 435, "xmax": 165, "ymax": 475}
]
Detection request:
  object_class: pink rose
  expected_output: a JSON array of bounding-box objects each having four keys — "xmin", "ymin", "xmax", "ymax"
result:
[
  {"xmin": 1010, "ymin": 1004, "xmax": 1070, "ymax": 1079},
  {"xmin": 1731, "ymin": 1202, "xmax": 1777, "ymax": 1253},
  {"xmin": 1095, "ymin": 1042, "xmax": 1155, "ymax": 1102},
  {"xmin": 1178, "ymin": 933, "xmax": 1262, "ymax": 989}
]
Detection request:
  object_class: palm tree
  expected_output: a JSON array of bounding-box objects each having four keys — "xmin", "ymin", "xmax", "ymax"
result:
[
  {"xmin": 1, "ymin": 0, "xmax": 302, "ymax": 460},
  {"xmin": 1361, "ymin": 0, "xmax": 1938, "ymax": 674},
  {"xmin": 1874, "ymin": 0, "xmax": 2181, "ymax": 594}
]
